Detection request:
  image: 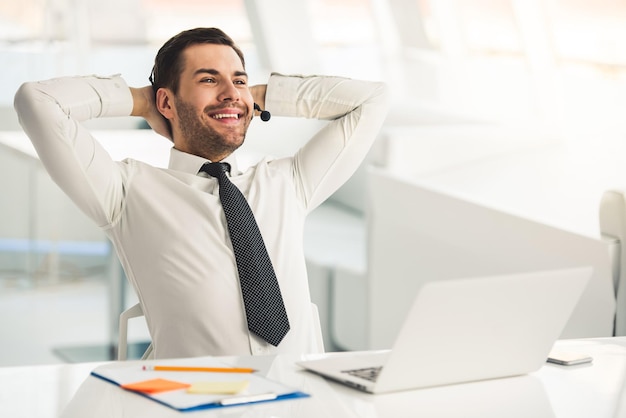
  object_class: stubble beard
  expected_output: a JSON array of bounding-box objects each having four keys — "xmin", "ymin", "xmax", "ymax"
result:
[{"xmin": 175, "ymin": 97, "xmax": 251, "ymax": 161}]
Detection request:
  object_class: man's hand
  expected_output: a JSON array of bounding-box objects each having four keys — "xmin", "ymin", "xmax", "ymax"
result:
[{"xmin": 130, "ymin": 86, "xmax": 172, "ymax": 141}]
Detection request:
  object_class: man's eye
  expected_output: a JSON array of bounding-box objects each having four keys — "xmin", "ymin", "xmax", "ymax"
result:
[
  {"xmin": 234, "ymin": 79, "xmax": 247, "ymax": 85},
  {"xmin": 200, "ymin": 78, "xmax": 215, "ymax": 83}
]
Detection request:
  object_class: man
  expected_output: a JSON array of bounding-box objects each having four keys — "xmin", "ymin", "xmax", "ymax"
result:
[{"xmin": 14, "ymin": 28, "xmax": 388, "ymax": 358}]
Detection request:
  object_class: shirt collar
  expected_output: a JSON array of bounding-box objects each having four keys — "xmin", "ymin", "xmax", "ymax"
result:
[{"xmin": 168, "ymin": 148, "xmax": 240, "ymax": 176}]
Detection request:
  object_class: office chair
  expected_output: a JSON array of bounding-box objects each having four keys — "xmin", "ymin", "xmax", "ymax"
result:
[
  {"xmin": 118, "ymin": 303, "xmax": 153, "ymax": 360},
  {"xmin": 599, "ymin": 189, "xmax": 626, "ymax": 336}
]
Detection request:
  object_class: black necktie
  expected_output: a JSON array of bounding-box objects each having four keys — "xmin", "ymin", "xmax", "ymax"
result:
[{"xmin": 200, "ymin": 162, "xmax": 290, "ymax": 346}]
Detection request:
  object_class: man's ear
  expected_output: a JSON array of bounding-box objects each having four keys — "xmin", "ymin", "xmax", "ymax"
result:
[{"xmin": 155, "ymin": 88, "xmax": 175, "ymax": 120}]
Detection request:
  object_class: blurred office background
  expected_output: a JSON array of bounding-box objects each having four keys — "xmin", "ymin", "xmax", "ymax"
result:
[{"xmin": 2, "ymin": 0, "xmax": 626, "ymax": 367}]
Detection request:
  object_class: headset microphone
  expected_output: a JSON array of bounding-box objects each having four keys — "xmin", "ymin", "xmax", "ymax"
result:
[{"xmin": 253, "ymin": 103, "xmax": 271, "ymax": 122}]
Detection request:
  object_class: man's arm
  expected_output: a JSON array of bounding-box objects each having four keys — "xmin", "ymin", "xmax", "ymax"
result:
[
  {"xmin": 264, "ymin": 73, "xmax": 389, "ymax": 210},
  {"xmin": 14, "ymin": 75, "xmax": 135, "ymax": 227}
]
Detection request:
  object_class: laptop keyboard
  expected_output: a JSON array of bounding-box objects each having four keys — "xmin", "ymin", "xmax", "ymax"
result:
[{"xmin": 341, "ymin": 366, "xmax": 383, "ymax": 382}]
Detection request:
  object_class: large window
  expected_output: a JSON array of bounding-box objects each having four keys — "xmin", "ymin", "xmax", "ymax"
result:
[
  {"xmin": 2, "ymin": 0, "xmax": 626, "ymax": 127},
  {"xmin": 395, "ymin": 0, "xmax": 626, "ymax": 128},
  {"xmin": 0, "ymin": 0, "xmax": 253, "ymax": 107}
]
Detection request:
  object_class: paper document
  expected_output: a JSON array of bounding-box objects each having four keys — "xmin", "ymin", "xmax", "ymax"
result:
[{"xmin": 91, "ymin": 357, "xmax": 308, "ymax": 412}]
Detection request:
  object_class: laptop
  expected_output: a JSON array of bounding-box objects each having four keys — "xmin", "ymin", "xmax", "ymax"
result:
[{"xmin": 298, "ymin": 266, "xmax": 592, "ymax": 394}]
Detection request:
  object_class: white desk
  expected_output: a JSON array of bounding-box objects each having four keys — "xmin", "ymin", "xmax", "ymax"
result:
[{"xmin": 1, "ymin": 338, "xmax": 625, "ymax": 418}]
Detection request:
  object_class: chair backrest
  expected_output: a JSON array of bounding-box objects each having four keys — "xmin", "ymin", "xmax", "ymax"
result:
[
  {"xmin": 599, "ymin": 189, "xmax": 626, "ymax": 335},
  {"xmin": 118, "ymin": 303, "xmax": 153, "ymax": 360}
]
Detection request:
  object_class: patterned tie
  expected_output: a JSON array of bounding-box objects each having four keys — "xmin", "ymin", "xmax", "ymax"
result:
[{"xmin": 200, "ymin": 162, "xmax": 290, "ymax": 346}]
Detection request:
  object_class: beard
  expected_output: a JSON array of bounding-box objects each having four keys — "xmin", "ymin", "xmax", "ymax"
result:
[{"xmin": 175, "ymin": 97, "xmax": 251, "ymax": 161}]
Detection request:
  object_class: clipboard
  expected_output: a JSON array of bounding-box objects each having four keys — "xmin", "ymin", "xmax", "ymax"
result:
[{"xmin": 91, "ymin": 357, "xmax": 309, "ymax": 412}]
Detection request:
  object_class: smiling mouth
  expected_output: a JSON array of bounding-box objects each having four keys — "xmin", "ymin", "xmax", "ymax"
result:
[{"xmin": 211, "ymin": 113, "xmax": 240, "ymax": 120}]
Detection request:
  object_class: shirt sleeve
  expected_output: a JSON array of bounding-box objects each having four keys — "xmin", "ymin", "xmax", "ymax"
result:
[
  {"xmin": 265, "ymin": 73, "xmax": 389, "ymax": 210},
  {"xmin": 13, "ymin": 75, "xmax": 133, "ymax": 227}
]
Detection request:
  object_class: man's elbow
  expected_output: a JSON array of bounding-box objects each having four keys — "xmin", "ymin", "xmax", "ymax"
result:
[
  {"xmin": 14, "ymin": 82, "xmax": 42, "ymax": 126},
  {"xmin": 372, "ymin": 81, "xmax": 390, "ymax": 107},
  {"xmin": 14, "ymin": 81, "xmax": 61, "ymax": 133},
  {"xmin": 364, "ymin": 81, "xmax": 390, "ymax": 120}
]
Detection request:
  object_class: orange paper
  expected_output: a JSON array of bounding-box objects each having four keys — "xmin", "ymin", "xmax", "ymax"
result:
[{"xmin": 121, "ymin": 378, "xmax": 191, "ymax": 394}]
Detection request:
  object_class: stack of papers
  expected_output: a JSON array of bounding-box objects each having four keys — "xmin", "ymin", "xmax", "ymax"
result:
[{"xmin": 91, "ymin": 357, "xmax": 309, "ymax": 412}]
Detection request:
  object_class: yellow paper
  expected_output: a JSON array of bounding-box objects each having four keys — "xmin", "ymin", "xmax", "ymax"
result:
[{"xmin": 186, "ymin": 380, "xmax": 250, "ymax": 395}]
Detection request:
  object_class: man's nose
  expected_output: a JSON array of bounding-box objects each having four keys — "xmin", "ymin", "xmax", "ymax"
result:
[{"xmin": 217, "ymin": 81, "xmax": 241, "ymax": 102}]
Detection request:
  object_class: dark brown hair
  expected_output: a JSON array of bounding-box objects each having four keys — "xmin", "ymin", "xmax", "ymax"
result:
[{"xmin": 149, "ymin": 27, "xmax": 245, "ymax": 95}]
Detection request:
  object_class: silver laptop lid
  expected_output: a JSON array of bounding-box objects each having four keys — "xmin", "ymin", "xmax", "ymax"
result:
[{"xmin": 374, "ymin": 266, "xmax": 592, "ymax": 393}]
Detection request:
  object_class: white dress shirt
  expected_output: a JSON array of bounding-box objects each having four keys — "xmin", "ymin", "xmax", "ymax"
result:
[{"xmin": 14, "ymin": 73, "xmax": 388, "ymax": 358}]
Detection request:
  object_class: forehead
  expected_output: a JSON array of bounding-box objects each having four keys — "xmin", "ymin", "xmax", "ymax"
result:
[{"xmin": 181, "ymin": 43, "xmax": 245, "ymax": 75}]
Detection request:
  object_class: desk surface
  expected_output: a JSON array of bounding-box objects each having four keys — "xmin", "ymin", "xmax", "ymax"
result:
[
  {"xmin": 410, "ymin": 136, "xmax": 626, "ymax": 240},
  {"xmin": 1, "ymin": 338, "xmax": 626, "ymax": 418}
]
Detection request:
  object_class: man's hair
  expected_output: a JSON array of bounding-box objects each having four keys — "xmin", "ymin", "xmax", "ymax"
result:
[{"xmin": 149, "ymin": 27, "xmax": 245, "ymax": 95}]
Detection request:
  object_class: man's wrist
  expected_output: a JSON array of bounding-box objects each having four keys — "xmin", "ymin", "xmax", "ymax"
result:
[
  {"xmin": 250, "ymin": 85, "xmax": 267, "ymax": 114},
  {"xmin": 129, "ymin": 86, "xmax": 152, "ymax": 118}
]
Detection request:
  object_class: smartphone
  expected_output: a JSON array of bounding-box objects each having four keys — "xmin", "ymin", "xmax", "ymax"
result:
[{"xmin": 547, "ymin": 351, "xmax": 593, "ymax": 366}]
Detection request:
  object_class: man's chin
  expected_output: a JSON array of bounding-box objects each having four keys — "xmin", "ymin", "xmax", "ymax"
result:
[{"xmin": 214, "ymin": 138, "xmax": 244, "ymax": 157}]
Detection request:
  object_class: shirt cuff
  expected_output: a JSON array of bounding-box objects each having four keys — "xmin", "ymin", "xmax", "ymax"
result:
[
  {"xmin": 265, "ymin": 73, "xmax": 304, "ymax": 118},
  {"xmin": 83, "ymin": 74, "xmax": 134, "ymax": 118}
]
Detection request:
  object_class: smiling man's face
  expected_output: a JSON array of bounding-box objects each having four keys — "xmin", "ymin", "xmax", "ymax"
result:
[{"xmin": 167, "ymin": 43, "xmax": 254, "ymax": 161}]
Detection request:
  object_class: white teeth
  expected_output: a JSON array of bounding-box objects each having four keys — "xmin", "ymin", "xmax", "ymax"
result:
[{"xmin": 212, "ymin": 113, "xmax": 239, "ymax": 119}]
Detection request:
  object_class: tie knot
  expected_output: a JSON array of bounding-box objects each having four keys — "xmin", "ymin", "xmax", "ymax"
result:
[{"xmin": 200, "ymin": 162, "xmax": 230, "ymax": 178}]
